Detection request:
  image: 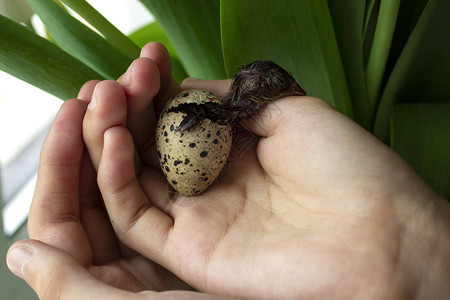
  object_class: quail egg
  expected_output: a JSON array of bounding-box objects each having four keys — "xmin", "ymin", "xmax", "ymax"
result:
[{"xmin": 156, "ymin": 89, "xmax": 232, "ymax": 196}]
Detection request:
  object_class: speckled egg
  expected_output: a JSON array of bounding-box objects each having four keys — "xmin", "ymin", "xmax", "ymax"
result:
[{"xmin": 156, "ymin": 89, "xmax": 232, "ymax": 196}]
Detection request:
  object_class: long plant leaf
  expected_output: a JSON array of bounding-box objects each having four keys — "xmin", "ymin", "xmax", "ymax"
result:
[
  {"xmin": 60, "ymin": 0, "xmax": 140, "ymax": 58},
  {"xmin": 366, "ymin": 0, "xmax": 401, "ymax": 119},
  {"xmin": 138, "ymin": 0, "xmax": 226, "ymax": 79},
  {"xmin": 374, "ymin": 0, "xmax": 450, "ymax": 142},
  {"xmin": 0, "ymin": 15, "xmax": 103, "ymax": 100},
  {"xmin": 221, "ymin": 0, "xmax": 353, "ymax": 118},
  {"xmin": 363, "ymin": 0, "xmax": 380, "ymax": 66},
  {"xmin": 128, "ymin": 22, "xmax": 188, "ymax": 83},
  {"xmin": 391, "ymin": 103, "xmax": 450, "ymax": 199},
  {"xmin": 364, "ymin": 0, "xmax": 377, "ymax": 37},
  {"xmin": 327, "ymin": 0, "xmax": 369, "ymax": 128},
  {"xmin": 27, "ymin": 0, "xmax": 134, "ymax": 79},
  {"xmin": 384, "ymin": 0, "xmax": 429, "ymax": 79},
  {"xmin": 129, "ymin": 23, "xmax": 176, "ymax": 57}
]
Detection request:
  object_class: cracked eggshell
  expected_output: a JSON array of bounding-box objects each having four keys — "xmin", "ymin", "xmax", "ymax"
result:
[{"xmin": 156, "ymin": 89, "xmax": 232, "ymax": 196}]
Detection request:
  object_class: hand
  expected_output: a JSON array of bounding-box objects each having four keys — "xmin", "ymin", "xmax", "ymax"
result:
[
  {"xmin": 79, "ymin": 45, "xmax": 450, "ymax": 299},
  {"xmin": 6, "ymin": 43, "xmax": 230, "ymax": 299},
  {"xmin": 7, "ymin": 41, "xmax": 450, "ymax": 299}
]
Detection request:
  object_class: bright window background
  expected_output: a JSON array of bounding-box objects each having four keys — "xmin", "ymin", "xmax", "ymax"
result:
[{"xmin": 1, "ymin": 0, "xmax": 153, "ymax": 236}]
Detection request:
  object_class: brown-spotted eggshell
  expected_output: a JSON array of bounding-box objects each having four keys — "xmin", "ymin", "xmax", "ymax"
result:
[{"xmin": 156, "ymin": 89, "xmax": 232, "ymax": 196}]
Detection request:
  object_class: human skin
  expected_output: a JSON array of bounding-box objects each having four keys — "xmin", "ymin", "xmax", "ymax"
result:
[{"xmin": 7, "ymin": 42, "xmax": 450, "ymax": 299}]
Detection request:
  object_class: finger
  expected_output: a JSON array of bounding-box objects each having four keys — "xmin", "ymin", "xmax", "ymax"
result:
[
  {"xmin": 181, "ymin": 78, "xmax": 328, "ymax": 138},
  {"xmin": 118, "ymin": 57, "xmax": 160, "ymax": 152},
  {"xmin": 78, "ymin": 80, "xmax": 100, "ymax": 102},
  {"xmin": 181, "ymin": 78, "xmax": 231, "ymax": 98},
  {"xmin": 98, "ymin": 125, "xmax": 173, "ymax": 261},
  {"xmin": 140, "ymin": 42, "xmax": 172, "ymax": 91},
  {"xmin": 141, "ymin": 42, "xmax": 182, "ymax": 118},
  {"xmin": 78, "ymin": 80, "xmax": 123, "ymax": 263},
  {"xmin": 118, "ymin": 42, "xmax": 182, "ymax": 168},
  {"xmin": 79, "ymin": 147, "xmax": 140, "ymax": 261},
  {"xmin": 240, "ymin": 96, "xmax": 333, "ymax": 137},
  {"xmin": 83, "ymin": 80, "xmax": 128, "ymax": 170},
  {"xmin": 78, "ymin": 150, "xmax": 121, "ymax": 265},
  {"xmin": 28, "ymin": 99, "xmax": 91, "ymax": 266},
  {"xmin": 141, "ymin": 290, "xmax": 236, "ymax": 299},
  {"xmin": 7, "ymin": 240, "xmax": 135, "ymax": 300}
]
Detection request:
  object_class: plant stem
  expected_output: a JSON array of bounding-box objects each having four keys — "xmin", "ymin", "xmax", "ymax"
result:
[
  {"xmin": 61, "ymin": 0, "xmax": 140, "ymax": 59},
  {"xmin": 366, "ymin": 0, "xmax": 401, "ymax": 125}
]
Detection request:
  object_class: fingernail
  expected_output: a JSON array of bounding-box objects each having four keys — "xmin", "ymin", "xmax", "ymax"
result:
[
  {"xmin": 7, "ymin": 246, "xmax": 33, "ymax": 279},
  {"xmin": 88, "ymin": 84, "xmax": 98, "ymax": 110}
]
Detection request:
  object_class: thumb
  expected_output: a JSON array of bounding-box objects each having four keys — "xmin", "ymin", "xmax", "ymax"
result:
[
  {"xmin": 6, "ymin": 240, "xmax": 131, "ymax": 300},
  {"xmin": 180, "ymin": 78, "xmax": 231, "ymax": 98},
  {"xmin": 180, "ymin": 78, "xmax": 321, "ymax": 137}
]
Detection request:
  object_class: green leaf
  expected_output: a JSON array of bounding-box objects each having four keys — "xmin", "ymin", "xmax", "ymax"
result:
[
  {"xmin": 128, "ymin": 22, "xmax": 188, "ymax": 83},
  {"xmin": 129, "ymin": 22, "xmax": 175, "ymax": 54},
  {"xmin": 327, "ymin": 0, "xmax": 369, "ymax": 128},
  {"xmin": 373, "ymin": 0, "xmax": 450, "ymax": 142},
  {"xmin": 363, "ymin": 0, "xmax": 379, "ymax": 66},
  {"xmin": 221, "ymin": 0, "xmax": 353, "ymax": 118},
  {"xmin": 366, "ymin": 0, "xmax": 401, "ymax": 119},
  {"xmin": 27, "ymin": 0, "xmax": 134, "ymax": 79},
  {"xmin": 0, "ymin": 15, "xmax": 103, "ymax": 100},
  {"xmin": 385, "ymin": 0, "xmax": 429, "ymax": 79},
  {"xmin": 391, "ymin": 103, "xmax": 450, "ymax": 199},
  {"xmin": 364, "ymin": 0, "xmax": 377, "ymax": 37},
  {"xmin": 60, "ymin": 0, "xmax": 140, "ymax": 58},
  {"xmin": 138, "ymin": 0, "xmax": 226, "ymax": 79}
]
